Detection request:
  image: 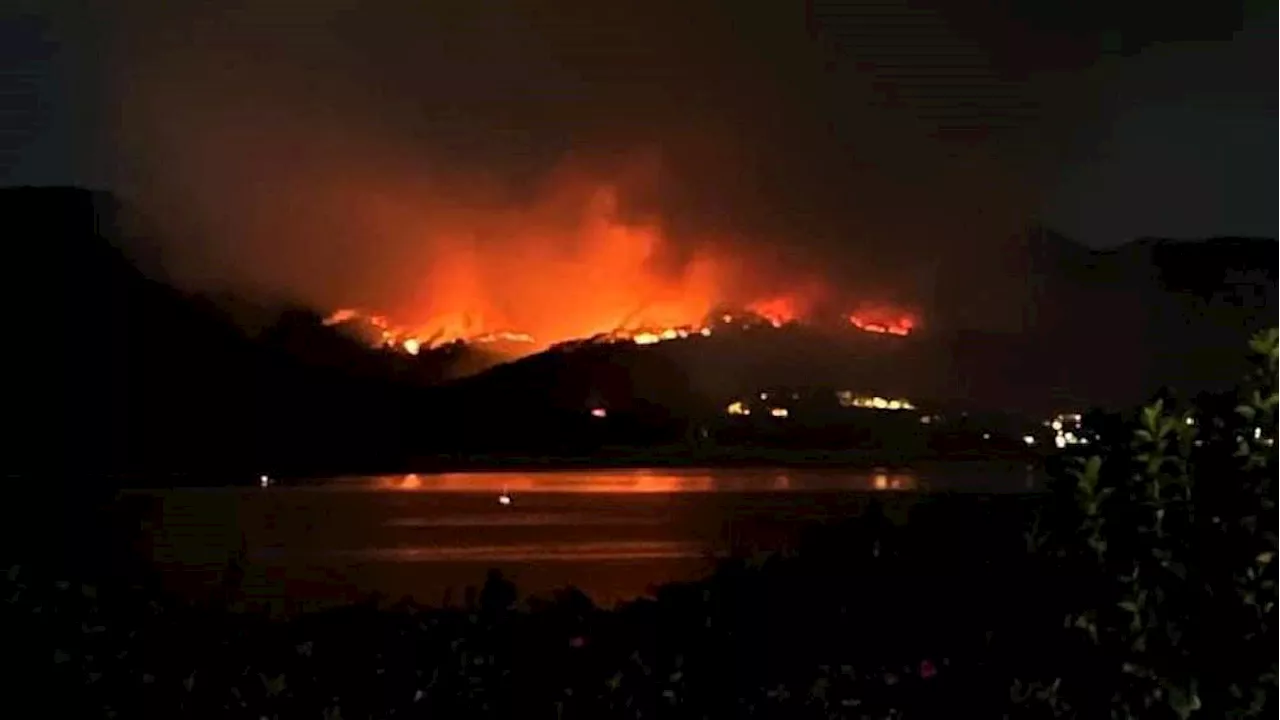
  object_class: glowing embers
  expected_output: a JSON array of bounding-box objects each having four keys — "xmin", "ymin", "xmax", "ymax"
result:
[
  {"xmin": 323, "ymin": 308, "xmax": 536, "ymax": 355},
  {"xmin": 848, "ymin": 313, "xmax": 914, "ymax": 337},
  {"xmin": 745, "ymin": 296, "xmax": 801, "ymax": 328},
  {"xmin": 617, "ymin": 325, "xmax": 712, "ymax": 346},
  {"xmin": 835, "ymin": 391, "xmax": 916, "ymax": 411}
]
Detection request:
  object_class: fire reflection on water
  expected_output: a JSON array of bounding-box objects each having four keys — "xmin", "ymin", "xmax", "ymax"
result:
[{"xmin": 370, "ymin": 469, "xmax": 918, "ymax": 493}]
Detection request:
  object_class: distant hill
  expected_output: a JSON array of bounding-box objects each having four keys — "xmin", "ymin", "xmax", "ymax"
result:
[
  {"xmin": 1, "ymin": 186, "xmax": 1273, "ymax": 477},
  {"xmin": 434, "ymin": 226, "xmax": 1276, "ymax": 427},
  {"xmin": 0, "ymin": 187, "xmax": 431, "ymax": 481}
]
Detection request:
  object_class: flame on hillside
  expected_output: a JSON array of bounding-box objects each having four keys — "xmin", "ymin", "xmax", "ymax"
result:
[
  {"xmin": 848, "ymin": 304, "xmax": 917, "ymax": 337},
  {"xmin": 300, "ymin": 161, "xmax": 919, "ymax": 359},
  {"xmin": 323, "ymin": 309, "xmax": 537, "ymax": 355},
  {"xmin": 326, "ymin": 301, "xmax": 916, "ymax": 359}
]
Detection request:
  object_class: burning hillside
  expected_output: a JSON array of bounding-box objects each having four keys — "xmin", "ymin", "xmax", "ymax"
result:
[
  {"xmin": 324, "ymin": 299, "xmax": 919, "ymax": 363},
  {"xmin": 292, "ymin": 160, "xmax": 921, "ymax": 364}
]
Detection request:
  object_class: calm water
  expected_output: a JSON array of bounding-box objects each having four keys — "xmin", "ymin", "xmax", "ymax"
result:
[{"xmin": 124, "ymin": 466, "xmax": 1039, "ymax": 608}]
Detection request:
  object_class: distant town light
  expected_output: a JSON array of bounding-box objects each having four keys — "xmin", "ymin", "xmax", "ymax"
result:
[
  {"xmin": 699, "ymin": 327, "xmax": 713, "ymax": 337},
  {"xmin": 727, "ymin": 401, "xmax": 750, "ymax": 416},
  {"xmin": 982, "ymin": 433, "xmax": 991, "ymax": 440},
  {"xmin": 1022, "ymin": 435, "xmax": 1036, "ymax": 446},
  {"xmin": 1054, "ymin": 435, "xmax": 1067, "ymax": 449},
  {"xmin": 402, "ymin": 338, "xmax": 421, "ymax": 355},
  {"xmin": 760, "ymin": 392, "xmax": 770, "ymax": 400},
  {"xmin": 590, "ymin": 408, "xmax": 607, "ymax": 418},
  {"xmin": 920, "ymin": 415, "xmax": 932, "ymax": 424},
  {"xmin": 1051, "ymin": 420, "xmax": 1063, "ymax": 431},
  {"xmin": 259, "ymin": 474, "xmax": 270, "ymax": 488},
  {"xmin": 770, "ymin": 407, "xmax": 789, "ymax": 418},
  {"xmin": 838, "ymin": 392, "xmax": 916, "ymax": 411}
]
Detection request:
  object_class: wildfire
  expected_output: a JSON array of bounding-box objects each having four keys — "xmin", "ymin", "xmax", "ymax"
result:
[
  {"xmin": 312, "ymin": 170, "xmax": 917, "ymax": 358},
  {"xmin": 323, "ymin": 308, "xmax": 538, "ymax": 354},
  {"xmin": 848, "ymin": 306, "xmax": 916, "ymax": 337},
  {"xmin": 746, "ymin": 296, "xmax": 800, "ymax": 328},
  {"xmin": 610, "ymin": 324, "xmax": 713, "ymax": 346},
  {"xmin": 324, "ymin": 300, "xmax": 918, "ymax": 358}
]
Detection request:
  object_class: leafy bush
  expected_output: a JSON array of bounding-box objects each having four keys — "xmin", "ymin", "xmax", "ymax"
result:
[
  {"xmin": 1026, "ymin": 329, "xmax": 1277, "ymax": 718},
  {"xmin": 5, "ymin": 332, "xmax": 1275, "ymax": 719}
]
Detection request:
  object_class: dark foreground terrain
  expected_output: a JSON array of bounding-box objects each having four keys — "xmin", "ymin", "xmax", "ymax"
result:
[{"xmin": 7, "ymin": 495, "xmax": 1058, "ymax": 718}]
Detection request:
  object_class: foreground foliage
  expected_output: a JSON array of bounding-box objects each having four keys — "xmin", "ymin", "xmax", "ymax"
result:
[
  {"xmin": 4, "ymin": 333, "xmax": 1275, "ymax": 719},
  {"xmin": 1023, "ymin": 329, "xmax": 1278, "ymax": 718}
]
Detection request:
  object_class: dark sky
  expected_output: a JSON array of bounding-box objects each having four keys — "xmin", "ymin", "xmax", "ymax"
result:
[{"xmin": 1, "ymin": 0, "xmax": 1274, "ymax": 318}]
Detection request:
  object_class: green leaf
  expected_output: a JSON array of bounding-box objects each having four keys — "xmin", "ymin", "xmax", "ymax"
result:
[
  {"xmin": 1166, "ymin": 679, "xmax": 1202, "ymax": 719},
  {"xmin": 260, "ymin": 673, "xmax": 287, "ymax": 697}
]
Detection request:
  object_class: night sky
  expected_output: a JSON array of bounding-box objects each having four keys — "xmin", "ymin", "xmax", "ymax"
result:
[{"xmin": 2, "ymin": 0, "xmax": 1274, "ymax": 305}]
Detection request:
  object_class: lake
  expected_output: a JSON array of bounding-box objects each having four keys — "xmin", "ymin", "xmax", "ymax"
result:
[{"xmin": 119, "ymin": 465, "xmax": 1041, "ymax": 609}]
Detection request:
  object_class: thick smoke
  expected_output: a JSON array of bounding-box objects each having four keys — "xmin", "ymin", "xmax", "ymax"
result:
[{"xmin": 104, "ymin": 0, "xmax": 1070, "ymax": 340}]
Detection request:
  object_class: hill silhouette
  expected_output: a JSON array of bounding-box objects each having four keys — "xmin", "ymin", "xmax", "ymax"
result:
[
  {"xmin": 1, "ymin": 187, "xmax": 1273, "ymax": 479},
  {"xmin": 2, "ymin": 187, "xmax": 427, "ymax": 482}
]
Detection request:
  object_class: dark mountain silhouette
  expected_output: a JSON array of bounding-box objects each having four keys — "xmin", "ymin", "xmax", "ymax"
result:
[
  {"xmin": 435, "ymin": 226, "xmax": 1275, "ymax": 425},
  {"xmin": 2, "ymin": 187, "xmax": 1273, "ymax": 479},
  {"xmin": 2, "ymin": 187, "xmax": 430, "ymax": 482}
]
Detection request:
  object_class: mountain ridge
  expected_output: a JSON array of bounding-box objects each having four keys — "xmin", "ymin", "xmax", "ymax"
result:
[{"xmin": 2, "ymin": 186, "xmax": 1273, "ymax": 476}]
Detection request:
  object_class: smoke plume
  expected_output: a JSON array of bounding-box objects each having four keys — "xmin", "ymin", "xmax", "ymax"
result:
[{"xmin": 103, "ymin": 0, "xmax": 1071, "ymax": 341}]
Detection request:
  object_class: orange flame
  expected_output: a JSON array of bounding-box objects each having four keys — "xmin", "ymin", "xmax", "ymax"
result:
[
  {"xmin": 849, "ymin": 304, "xmax": 917, "ymax": 337},
  {"xmin": 746, "ymin": 296, "xmax": 799, "ymax": 328},
  {"xmin": 317, "ymin": 165, "xmax": 918, "ymax": 356}
]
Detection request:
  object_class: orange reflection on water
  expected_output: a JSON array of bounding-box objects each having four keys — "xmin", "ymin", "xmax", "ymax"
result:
[
  {"xmin": 374, "ymin": 470, "xmax": 719, "ymax": 493},
  {"xmin": 871, "ymin": 472, "xmax": 915, "ymax": 491},
  {"xmin": 367, "ymin": 469, "xmax": 918, "ymax": 493}
]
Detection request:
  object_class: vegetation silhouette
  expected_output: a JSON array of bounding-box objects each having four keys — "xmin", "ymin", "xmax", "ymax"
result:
[
  {"xmin": 3, "ymin": 188, "xmax": 1275, "ymax": 486},
  {"xmin": 4, "ymin": 331, "xmax": 1274, "ymax": 718}
]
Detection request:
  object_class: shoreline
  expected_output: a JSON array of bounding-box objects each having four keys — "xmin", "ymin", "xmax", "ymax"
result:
[{"xmin": 26, "ymin": 448, "xmax": 1047, "ymax": 490}]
